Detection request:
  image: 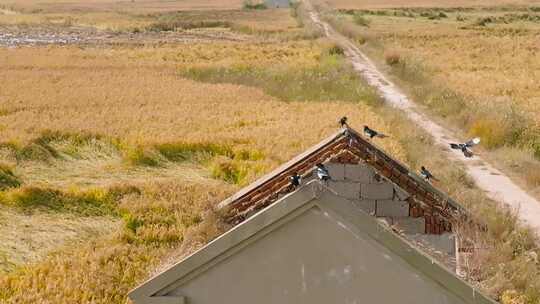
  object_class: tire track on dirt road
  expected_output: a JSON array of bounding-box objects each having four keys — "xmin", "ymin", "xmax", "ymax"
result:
[{"xmin": 305, "ymin": 1, "xmax": 540, "ymax": 233}]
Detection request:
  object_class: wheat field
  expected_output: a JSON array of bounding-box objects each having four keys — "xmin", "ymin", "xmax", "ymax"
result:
[
  {"xmin": 0, "ymin": 27, "xmax": 405, "ymax": 302},
  {"xmin": 1, "ymin": 2, "xmax": 540, "ymax": 303},
  {"xmin": 325, "ymin": 0, "xmax": 540, "ymax": 9}
]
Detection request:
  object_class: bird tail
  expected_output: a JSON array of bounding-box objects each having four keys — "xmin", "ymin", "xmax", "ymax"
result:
[
  {"xmin": 449, "ymin": 143, "xmax": 461, "ymax": 149},
  {"xmin": 463, "ymin": 149, "xmax": 474, "ymax": 158},
  {"xmin": 376, "ymin": 133, "xmax": 389, "ymax": 138}
]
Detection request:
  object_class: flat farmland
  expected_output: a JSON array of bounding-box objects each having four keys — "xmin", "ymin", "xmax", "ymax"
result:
[{"xmin": 324, "ymin": 0, "xmax": 540, "ymax": 9}]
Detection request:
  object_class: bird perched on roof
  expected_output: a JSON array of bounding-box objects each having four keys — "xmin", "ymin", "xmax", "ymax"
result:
[
  {"xmin": 420, "ymin": 166, "xmax": 439, "ymax": 182},
  {"xmin": 315, "ymin": 163, "xmax": 331, "ymax": 182},
  {"xmin": 289, "ymin": 172, "xmax": 302, "ymax": 189},
  {"xmin": 339, "ymin": 116, "xmax": 349, "ymax": 128},
  {"xmin": 449, "ymin": 137, "xmax": 480, "ymax": 158},
  {"xmin": 364, "ymin": 125, "xmax": 388, "ymax": 139}
]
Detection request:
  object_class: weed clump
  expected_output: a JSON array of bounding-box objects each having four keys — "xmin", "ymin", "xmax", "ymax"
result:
[
  {"xmin": 0, "ymin": 164, "xmax": 20, "ymax": 190},
  {"xmin": 147, "ymin": 20, "xmax": 231, "ymax": 32},
  {"xmin": 353, "ymin": 13, "xmax": 370, "ymax": 27},
  {"xmin": 243, "ymin": 0, "xmax": 267, "ymax": 10},
  {"xmin": 122, "ymin": 145, "xmax": 161, "ymax": 167}
]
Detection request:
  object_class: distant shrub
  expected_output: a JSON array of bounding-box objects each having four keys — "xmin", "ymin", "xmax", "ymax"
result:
[
  {"xmin": 243, "ymin": 0, "xmax": 267, "ymax": 10},
  {"xmin": 385, "ymin": 51, "xmax": 401, "ymax": 65},
  {"xmin": 326, "ymin": 44, "xmax": 345, "ymax": 56}
]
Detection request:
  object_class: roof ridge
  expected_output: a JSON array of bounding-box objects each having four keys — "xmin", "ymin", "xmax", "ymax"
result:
[{"xmin": 218, "ymin": 127, "xmax": 475, "ymax": 228}]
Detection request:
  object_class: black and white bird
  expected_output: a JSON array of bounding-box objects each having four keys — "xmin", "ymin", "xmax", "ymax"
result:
[
  {"xmin": 420, "ymin": 166, "xmax": 439, "ymax": 182},
  {"xmin": 363, "ymin": 125, "xmax": 388, "ymax": 139},
  {"xmin": 449, "ymin": 137, "xmax": 480, "ymax": 158},
  {"xmin": 290, "ymin": 173, "xmax": 302, "ymax": 188},
  {"xmin": 315, "ymin": 163, "xmax": 331, "ymax": 182},
  {"xmin": 339, "ymin": 116, "xmax": 349, "ymax": 128}
]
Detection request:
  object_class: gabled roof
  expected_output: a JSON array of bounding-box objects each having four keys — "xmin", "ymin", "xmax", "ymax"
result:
[
  {"xmin": 129, "ymin": 181, "xmax": 495, "ymax": 304},
  {"xmin": 219, "ymin": 127, "xmax": 470, "ymax": 227}
]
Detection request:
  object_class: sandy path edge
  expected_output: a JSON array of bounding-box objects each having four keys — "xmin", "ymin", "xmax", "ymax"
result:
[{"xmin": 305, "ymin": 2, "xmax": 540, "ymax": 233}]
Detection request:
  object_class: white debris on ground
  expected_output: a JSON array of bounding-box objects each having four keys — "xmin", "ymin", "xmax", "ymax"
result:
[{"xmin": 0, "ymin": 31, "xmax": 85, "ymax": 47}]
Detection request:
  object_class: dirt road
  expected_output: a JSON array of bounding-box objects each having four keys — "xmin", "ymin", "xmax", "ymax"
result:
[{"xmin": 305, "ymin": 2, "xmax": 540, "ymax": 233}]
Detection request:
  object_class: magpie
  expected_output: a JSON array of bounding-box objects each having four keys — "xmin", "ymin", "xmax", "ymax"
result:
[
  {"xmin": 449, "ymin": 137, "xmax": 480, "ymax": 158},
  {"xmin": 290, "ymin": 173, "xmax": 302, "ymax": 188},
  {"xmin": 339, "ymin": 116, "xmax": 349, "ymax": 128},
  {"xmin": 420, "ymin": 166, "xmax": 439, "ymax": 182},
  {"xmin": 315, "ymin": 163, "xmax": 331, "ymax": 182},
  {"xmin": 364, "ymin": 125, "xmax": 387, "ymax": 139}
]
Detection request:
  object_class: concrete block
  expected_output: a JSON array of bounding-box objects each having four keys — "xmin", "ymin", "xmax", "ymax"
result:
[
  {"xmin": 394, "ymin": 185, "xmax": 410, "ymax": 201},
  {"xmin": 393, "ymin": 217, "xmax": 425, "ymax": 234},
  {"xmin": 344, "ymin": 164, "xmax": 375, "ymax": 183},
  {"xmin": 325, "ymin": 163, "xmax": 345, "ymax": 181},
  {"xmin": 351, "ymin": 199, "xmax": 376, "ymax": 215},
  {"xmin": 376, "ymin": 200, "xmax": 409, "ymax": 217},
  {"xmin": 328, "ymin": 181, "xmax": 360, "ymax": 200},
  {"xmin": 361, "ymin": 182, "xmax": 394, "ymax": 200},
  {"xmin": 407, "ymin": 233, "xmax": 456, "ymax": 256}
]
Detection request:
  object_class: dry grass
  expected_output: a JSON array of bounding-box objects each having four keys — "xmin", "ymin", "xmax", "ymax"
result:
[
  {"xmin": 0, "ymin": 206, "xmax": 120, "ymax": 273},
  {"xmin": 0, "ymin": 0, "xmax": 244, "ymax": 14},
  {"xmin": 0, "ymin": 44, "xmax": 404, "ymax": 167},
  {"xmin": 4, "ymin": 3, "xmax": 536, "ymax": 303},
  {"xmin": 0, "ymin": 182, "xmax": 232, "ymax": 304},
  {"xmin": 323, "ymin": 0, "xmax": 540, "ymax": 9},
  {"xmin": 0, "ymin": 32, "xmax": 407, "ymax": 304},
  {"xmin": 327, "ymin": 6, "xmax": 540, "ymax": 193}
]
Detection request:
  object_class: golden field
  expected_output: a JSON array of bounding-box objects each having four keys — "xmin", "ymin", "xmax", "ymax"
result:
[
  {"xmin": 0, "ymin": 0, "xmax": 243, "ymax": 13},
  {"xmin": 1, "ymin": 2, "xmax": 540, "ymax": 304},
  {"xmin": 324, "ymin": 5, "xmax": 540, "ymax": 194},
  {"xmin": 0, "ymin": 16, "xmax": 404, "ymax": 301},
  {"xmin": 324, "ymin": 0, "xmax": 540, "ymax": 9}
]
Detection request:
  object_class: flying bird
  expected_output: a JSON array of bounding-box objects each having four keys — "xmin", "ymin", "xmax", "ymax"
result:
[
  {"xmin": 449, "ymin": 137, "xmax": 480, "ymax": 158},
  {"xmin": 339, "ymin": 116, "xmax": 349, "ymax": 128},
  {"xmin": 420, "ymin": 166, "xmax": 439, "ymax": 182},
  {"xmin": 289, "ymin": 173, "xmax": 302, "ymax": 188},
  {"xmin": 364, "ymin": 125, "xmax": 388, "ymax": 139},
  {"xmin": 315, "ymin": 163, "xmax": 331, "ymax": 182}
]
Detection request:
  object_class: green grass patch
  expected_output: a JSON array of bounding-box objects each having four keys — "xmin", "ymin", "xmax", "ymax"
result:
[
  {"xmin": 180, "ymin": 53, "xmax": 381, "ymax": 105},
  {"xmin": 146, "ymin": 20, "xmax": 231, "ymax": 32},
  {"xmin": 155, "ymin": 142, "xmax": 234, "ymax": 162},
  {"xmin": 0, "ymin": 185, "xmax": 138, "ymax": 216},
  {"xmin": 210, "ymin": 156, "xmax": 266, "ymax": 186},
  {"xmin": 243, "ymin": 0, "xmax": 267, "ymax": 10}
]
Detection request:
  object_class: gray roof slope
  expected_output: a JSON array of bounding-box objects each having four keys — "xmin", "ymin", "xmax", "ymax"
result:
[{"xmin": 128, "ymin": 180, "xmax": 496, "ymax": 304}]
